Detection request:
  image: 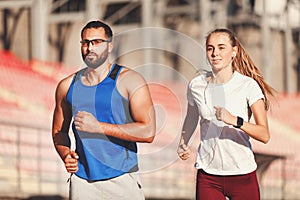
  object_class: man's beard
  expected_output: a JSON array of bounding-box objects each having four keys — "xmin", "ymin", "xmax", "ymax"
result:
[{"xmin": 82, "ymin": 50, "xmax": 108, "ymax": 69}]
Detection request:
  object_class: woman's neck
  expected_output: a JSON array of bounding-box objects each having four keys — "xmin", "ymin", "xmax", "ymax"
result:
[{"xmin": 212, "ymin": 67, "xmax": 234, "ymax": 84}]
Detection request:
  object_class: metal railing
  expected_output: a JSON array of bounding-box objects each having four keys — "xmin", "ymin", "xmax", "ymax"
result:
[
  {"xmin": 1, "ymin": 119, "xmax": 299, "ymax": 200},
  {"xmin": 0, "ymin": 120, "xmax": 68, "ymax": 199}
]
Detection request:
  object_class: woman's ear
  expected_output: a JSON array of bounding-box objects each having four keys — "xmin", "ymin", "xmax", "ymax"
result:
[{"xmin": 232, "ymin": 46, "xmax": 238, "ymax": 57}]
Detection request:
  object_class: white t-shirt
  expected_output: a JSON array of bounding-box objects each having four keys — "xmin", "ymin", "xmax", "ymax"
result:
[{"xmin": 187, "ymin": 71, "xmax": 265, "ymax": 175}]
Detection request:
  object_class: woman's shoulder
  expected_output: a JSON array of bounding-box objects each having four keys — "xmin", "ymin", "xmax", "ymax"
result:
[
  {"xmin": 234, "ymin": 71, "xmax": 258, "ymax": 85},
  {"xmin": 190, "ymin": 71, "xmax": 212, "ymax": 85}
]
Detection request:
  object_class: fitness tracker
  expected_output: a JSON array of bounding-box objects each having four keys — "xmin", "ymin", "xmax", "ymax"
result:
[{"xmin": 234, "ymin": 116, "xmax": 244, "ymax": 128}]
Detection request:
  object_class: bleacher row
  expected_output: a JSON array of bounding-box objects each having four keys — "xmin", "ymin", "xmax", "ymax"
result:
[
  {"xmin": 0, "ymin": 50, "xmax": 300, "ymax": 199},
  {"xmin": 269, "ymin": 93, "xmax": 300, "ymax": 131},
  {"xmin": 0, "ymin": 51, "xmax": 72, "ymax": 198},
  {"xmin": 0, "ymin": 51, "xmax": 74, "ymax": 126}
]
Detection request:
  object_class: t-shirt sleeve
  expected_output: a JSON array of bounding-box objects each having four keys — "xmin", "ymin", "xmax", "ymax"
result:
[
  {"xmin": 187, "ymin": 81, "xmax": 195, "ymax": 106},
  {"xmin": 247, "ymin": 79, "xmax": 265, "ymax": 106}
]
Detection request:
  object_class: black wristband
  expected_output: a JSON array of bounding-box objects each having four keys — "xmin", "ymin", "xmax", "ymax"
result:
[{"xmin": 234, "ymin": 116, "xmax": 243, "ymax": 128}]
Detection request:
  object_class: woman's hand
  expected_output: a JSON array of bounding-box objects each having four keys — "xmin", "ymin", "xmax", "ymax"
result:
[
  {"xmin": 214, "ymin": 106, "xmax": 235, "ymax": 125},
  {"xmin": 177, "ymin": 140, "xmax": 191, "ymax": 160}
]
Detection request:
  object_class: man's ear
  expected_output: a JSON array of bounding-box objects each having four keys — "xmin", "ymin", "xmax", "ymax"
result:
[{"xmin": 108, "ymin": 43, "xmax": 113, "ymax": 53}]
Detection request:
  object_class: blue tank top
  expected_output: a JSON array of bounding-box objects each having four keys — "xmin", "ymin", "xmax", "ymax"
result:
[{"xmin": 66, "ymin": 64, "xmax": 138, "ymax": 181}]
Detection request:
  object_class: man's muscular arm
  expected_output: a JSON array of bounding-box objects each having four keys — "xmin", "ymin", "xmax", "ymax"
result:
[
  {"xmin": 74, "ymin": 69, "xmax": 156, "ymax": 143},
  {"xmin": 52, "ymin": 75, "xmax": 79, "ymax": 173}
]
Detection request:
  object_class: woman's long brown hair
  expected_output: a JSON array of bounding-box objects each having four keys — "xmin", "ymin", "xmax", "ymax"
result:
[{"xmin": 206, "ymin": 28, "xmax": 276, "ymax": 110}]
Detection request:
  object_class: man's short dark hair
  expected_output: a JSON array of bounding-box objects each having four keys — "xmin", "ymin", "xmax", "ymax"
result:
[{"xmin": 81, "ymin": 21, "xmax": 113, "ymax": 41}]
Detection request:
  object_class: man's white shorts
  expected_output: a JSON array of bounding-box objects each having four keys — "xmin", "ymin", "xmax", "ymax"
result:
[{"xmin": 69, "ymin": 172, "xmax": 145, "ymax": 200}]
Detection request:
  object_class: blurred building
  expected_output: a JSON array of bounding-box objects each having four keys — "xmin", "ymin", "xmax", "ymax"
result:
[
  {"xmin": 1, "ymin": 0, "xmax": 300, "ymax": 199},
  {"xmin": 0, "ymin": 0, "xmax": 299, "ymax": 92}
]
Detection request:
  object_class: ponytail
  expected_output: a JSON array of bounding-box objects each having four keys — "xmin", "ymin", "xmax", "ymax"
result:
[{"xmin": 232, "ymin": 38, "xmax": 276, "ymax": 110}]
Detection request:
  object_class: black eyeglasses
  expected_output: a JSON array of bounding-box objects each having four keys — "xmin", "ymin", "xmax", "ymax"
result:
[{"xmin": 80, "ymin": 38, "xmax": 111, "ymax": 47}]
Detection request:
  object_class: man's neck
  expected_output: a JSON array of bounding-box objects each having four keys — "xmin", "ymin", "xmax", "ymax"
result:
[{"xmin": 84, "ymin": 62, "xmax": 112, "ymax": 85}]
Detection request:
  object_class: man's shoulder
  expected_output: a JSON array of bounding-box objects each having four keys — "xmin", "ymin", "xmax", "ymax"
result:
[
  {"xmin": 118, "ymin": 66, "xmax": 145, "ymax": 82},
  {"xmin": 59, "ymin": 73, "xmax": 75, "ymax": 85},
  {"xmin": 115, "ymin": 65, "xmax": 148, "ymax": 96},
  {"xmin": 56, "ymin": 71, "xmax": 79, "ymax": 93},
  {"xmin": 59, "ymin": 68, "xmax": 85, "ymax": 84}
]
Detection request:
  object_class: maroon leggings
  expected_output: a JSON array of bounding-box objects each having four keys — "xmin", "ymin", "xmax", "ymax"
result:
[{"xmin": 196, "ymin": 169, "xmax": 260, "ymax": 200}]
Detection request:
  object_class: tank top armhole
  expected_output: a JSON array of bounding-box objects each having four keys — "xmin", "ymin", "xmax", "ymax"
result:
[
  {"xmin": 109, "ymin": 64, "xmax": 123, "ymax": 81},
  {"xmin": 66, "ymin": 68, "xmax": 85, "ymax": 104}
]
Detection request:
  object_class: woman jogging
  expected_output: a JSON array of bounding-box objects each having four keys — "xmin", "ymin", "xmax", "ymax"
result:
[{"xmin": 177, "ymin": 28, "xmax": 275, "ymax": 200}]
